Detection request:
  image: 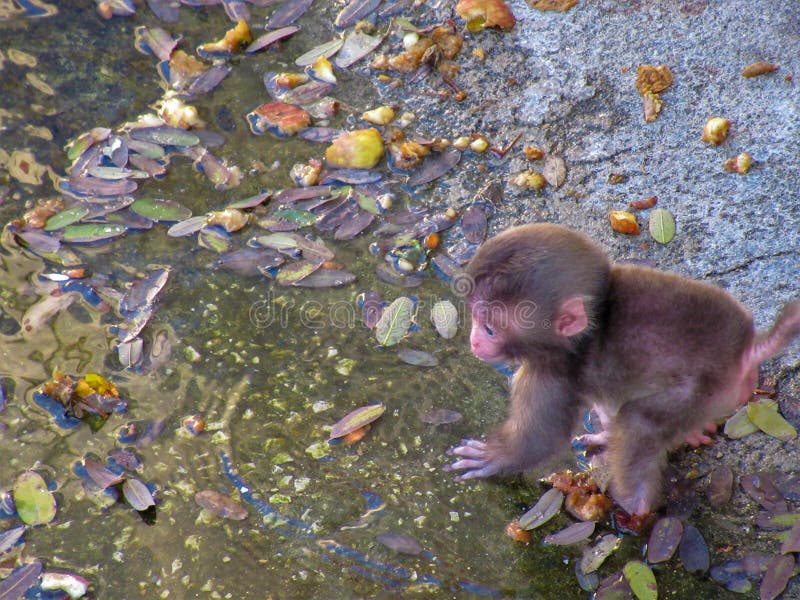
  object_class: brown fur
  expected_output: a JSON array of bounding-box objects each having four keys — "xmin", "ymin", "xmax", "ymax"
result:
[{"xmin": 449, "ymin": 223, "xmax": 800, "ymax": 514}]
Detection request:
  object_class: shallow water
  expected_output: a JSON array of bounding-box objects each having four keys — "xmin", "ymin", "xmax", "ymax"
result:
[{"xmin": 0, "ymin": 3, "xmax": 743, "ymax": 598}]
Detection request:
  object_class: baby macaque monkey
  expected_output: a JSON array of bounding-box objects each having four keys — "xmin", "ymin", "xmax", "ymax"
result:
[{"xmin": 448, "ymin": 223, "xmax": 800, "ymax": 515}]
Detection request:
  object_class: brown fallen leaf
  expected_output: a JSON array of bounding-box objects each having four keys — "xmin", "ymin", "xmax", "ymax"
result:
[
  {"xmin": 741, "ymin": 61, "xmax": 779, "ymax": 78},
  {"xmin": 529, "ymin": 0, "xmax": 578, "ymax": 12}
]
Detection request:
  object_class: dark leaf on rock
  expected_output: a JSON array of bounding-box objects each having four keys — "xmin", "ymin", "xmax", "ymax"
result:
[
  {"xmin": 420, "ymin": 408, "xmax": 462, "ymax": 425},
  {"xmin": 760, "ymin": 554, "xmax": 795, "ymax": 600},
  {"xmin": 646, "ymin": 516, "xmax": 683, "ymax": 563},
  {"xmin": 247, "ymin": 25, "xmax": 300, "ymax": 53},
  {"xmin": 195, "ymin": 490, "xmax": 248, "ymax": 520},
  {"xmin": 122, "ymin": 478, "xmax": 155, "ymax": 511},
  {"xmin": 376, "ymin": 532, "xmax": 423, "ymax": 555},
  {"xmin": 519, "ymin": 488, "xmax": 563, "ymax": 530},
  {"xmin": 335, "ymin": 0, "xmax": 381, "ymax": 27},
  {"xmin": 678, "ymin": 524, "xmax": 709, "ymax": 573},
  {"xmin": 779, "ymin": 521, "xmax": 800, "ymax": 554},
  {"xmin": 460, "ymin": 203, "xmax": 489, "ymax": 243},
  {"xmin": 406, "ymin": 147, "xmax": 461, "ymax": 186},
  {"xmin": 398, "ymin": 348, "xmax": 438, "ymax": 367},
  {"xmin": 146, "ymin": 0, "xmax": 179, "ymax": 22},
  {"xmin": 275, "ymin": 185, "xmax": 334, "ymax": 204},
  {"xmin": 593, "ymin": 571, "xmax": 632, "ymax": 600},
  {"xmin": 267, "ymin": 0, "xmax": 313, "ymax": 28},
  {"xmin": 315, "ymin": 198, "xmax": 359, "ymax": 232},
  {"xmin": 707, "ymin": 466, "xmax": 733, "ymax": 508},
  {"xmin": 0, "ymin": 560, "xmax": 42, "ymax": 600},
  {"xmin": 221, "ymin": 0, "xmax": 249, "ymax": 22},
  {"xmin": 575, "ymin": 560, "xmax": 599, "ymax": 592},
  {"xmin": 281, "ymin": 80, "xmax": 335, "ymax": 106},
  {"xmin": 741, "ymin": 473, "xmax": 787, "ymax": 513},
  {"xmin": 376, "ymin": 263, "xmax": 424, "ymax": 288},
  {"xmin": 295, "ymin": 38, "xmax": 345, "ymax": 67},
  {"xmin": 756, "ymin": 512, "xmax": 800, "ymax": 531}
]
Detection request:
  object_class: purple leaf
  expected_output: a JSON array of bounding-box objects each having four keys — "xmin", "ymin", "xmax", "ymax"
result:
[
  {"xmin": 247, "ymin": 26, "xmax": 299, "ymax": 53},
  {"xmin": 407, "ymin": 147, "xmax": 461, "ymax": 186},
  {"xmin": 267, "ymin": 0, "xmax": 313, "ymax": 28},
  {"xmin": 0, "ymin": 560, "xmax": 42, "ymax": 600}
]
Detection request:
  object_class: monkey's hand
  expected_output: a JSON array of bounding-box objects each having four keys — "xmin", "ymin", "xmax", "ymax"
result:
[
  {"xmin": 684, "ymin": 422, "xmax": 717, "ymax": 447},
  {"xmin": 445, "ymin": 439, "xmax": 504, "ymax": 480}
]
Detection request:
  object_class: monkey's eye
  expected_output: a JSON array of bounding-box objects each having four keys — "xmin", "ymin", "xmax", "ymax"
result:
[{"xmin": 484, "ymin": 324, "xmax": 495, "ymax": 337}]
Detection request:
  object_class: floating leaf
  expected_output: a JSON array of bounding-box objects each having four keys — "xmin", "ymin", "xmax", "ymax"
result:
[
  {"xmin": 0, "ymin": 561, "xmax": 42, "ymax": 599},
  {"xmin": 131, "ymin": 198, "xmax": 192, "ymax": 222},
  {"xmin": 518, "ymin": 488, "xmax": 564, "ymax": 530},
  {"xmin": 247, "ymin": 25, "xmax": 299, "ymax": 53},
  {"xmin": 747, "ymin": 400, "xmax": 797, "ymax": 441},
  {"xmin": 44, "ymin": 207, "xmax": 90, "ymax": 231},
  {"xmin": 646, "ymin": 516, "xmax": 683, "ymax": 563},
  {"xmin": 295, "ymin": 38, "xmax": 345, "ymax": 66},
  {"xmin": 375, "ymin": 296, "xmax": 415, "ymax": 347},
  {"xmin": 623, "ymin": 561, "xmax": 657, "ymax": 600},
  {"xmin": 275, "ymin": 260, "xmax": 322, "ymax": 285},
  {"xmin": 122, "ymin": 478, "xmax": 155, "ymax": 511},
  {"xmin": 544, "ymin": 521, "xmax": 595, "ymax": 545},
  {"xmin": 330, "ymin": 403, "xmax": 385, "ymax": 440},
  {"xmin": 0, "ymin": 526, "xmax": 25, "ymax": 555},
  {"xmin": 398, "ymin": 348, "xmax": 438, "ymax": 367},
  {"xmin": 679, "ymin": 524, "xmax": 710, "ymax": 573},
  {"xmin": 195, "ymin": 490, "xmax": 248, "ymax": 520},
  {"xmin": 130, "ymin": 126, "xmax": 199, "ymax": 147},
  {"xmin": 118, "ymin": 337, "xmax": 143, "ymax": 368},
  {"xmin": 431, "ymin": 300, "xmax": 458, "ymax": 339},
  {"xmin": 724, "ymin": 403, "xmax": 761, "ymax": 438},
  {"xmin": 62, "ymin": 223, "xmax": 127, "ymax": 243},
  {"xmin": 198, "ymin": 226, "xmax": 232, "ymax": 253},
  {"xmin": 580, "ymin": 534, "xmax": 621, "ymax": 574},
  {"xmin": 83, "ymin": 458, "xmax": 125, "ymax": 489},
  {"xmin": 13, "ymin": 471, "xmax": 56, "ymax": 525},
  {"xmin": 707, "ymin": 466, "xmax": 734, "ymax": 508},
  {"xmin": 121, "ymin": 269, "xmax": 169, "ymax": 314},
  {"xmin": 407, "ymin": 147, "xmax": 461, "ymax": 186},
  {"xmin": 376, "ymin": 532, "xmax": 423, "ymax": 555},
  {"xmin": 420, "ymin": 408, "xmax": 462, "ymax": 425},
  {"xmin": 648, "ymin": 208, "xmax": 675, "ymax": 244},
  {"xmin": 167, "ymin": 215, "xmax": 208, "ymax": 237},
  {"xmin": 760, "ymin": 554, "xmax": 794, "ymax": 600}
]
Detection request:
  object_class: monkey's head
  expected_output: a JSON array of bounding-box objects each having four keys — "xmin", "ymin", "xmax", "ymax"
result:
[{"xmin": 465, "ymin": 224, "xmax": 611, "ymax": 363}]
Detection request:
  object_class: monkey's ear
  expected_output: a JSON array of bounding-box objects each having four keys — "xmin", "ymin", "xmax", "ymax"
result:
[{"xmin": 555, "ymin": 296, "xmax": 588, "ymax": 337}]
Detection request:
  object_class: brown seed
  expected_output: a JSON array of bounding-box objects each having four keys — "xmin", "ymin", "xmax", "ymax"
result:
[
  {"xmin": 506, "ymin": 521, "xmax": 532, "ymax": 543},
  {"xmin": 741, "ymin": 61, "xmax": 779, "ymax": 78},
  {"xmin": 629, "ymin": 196, "xmax": 658, "ymax": 210}
]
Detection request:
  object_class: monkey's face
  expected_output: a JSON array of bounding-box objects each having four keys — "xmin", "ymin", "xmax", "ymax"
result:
[{"xmin": 469, "ymin": 304, "xmax": 512, "ymax": 363}]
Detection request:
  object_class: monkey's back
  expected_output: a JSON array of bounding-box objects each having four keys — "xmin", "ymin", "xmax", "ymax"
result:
[{"xmin": 582, "ymin": 264, "xmax": 755, "ymax": 407}]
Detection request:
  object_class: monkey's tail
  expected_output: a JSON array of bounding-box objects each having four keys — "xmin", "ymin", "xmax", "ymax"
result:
[{"xmin": 749, "ymin": 300, "xmax": 800, "ymax": 367}]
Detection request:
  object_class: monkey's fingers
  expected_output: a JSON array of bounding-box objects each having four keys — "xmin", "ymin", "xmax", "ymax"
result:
[
  {"xmin": 576, "ymin": 431, "xmax": 609, "ymax": 447},
  {"xmin": 449, "ymin": 460, "xmax": 501, "ymax": 480},
  {"xmin": 684, "ymin": 431, "xmax": 714, "ymax": 447},
  {"xmin": 447, "ymin": 439, "xmax": 488, "ymax": 458}
]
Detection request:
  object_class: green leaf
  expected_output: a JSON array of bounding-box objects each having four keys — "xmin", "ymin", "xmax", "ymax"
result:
[
  {"xmin": 355, "ymin": 191, "xmax": 381, "ymax": 214},
  {"xmin": 580, "ymin": 533, "xmax": 620, "ymax": 574},
  {"xmin": 274, "ymin": 209, "xmax": 317, "ymax": 227},
  {"xmin": 131, "ymin": 198, "xmax": 192, "ymax": 222},
  {"xmin": 375, "ymin": 296, "xmax": 414, "ymax": 347},
  {"xmin": 62, "ymin": 223, "xmax": 127, "ymax": 243},
  {"xmin": 329, "ymin": 403, "xmax": 385, "ymax": 439},
  {"xmin": 275, "ymin": 260, "xmax": 321, "ymax": 285},
  {"xmin": 649, "ymin": 208, "xmax": 675, "ymax": 244},
  {"xmin": 723, "ymin": 404, "xmax": 760, "ymax": 438},
  {"xmin": 518, "ymin": 488, "xmax": 563, "ymax": 530},
  {"xmin": 623, "ymin": 561, "xmax": 657, "ymax": 600},
  {"xmin": 44, "ymin": 207, "xmax": 90, "ymax": 231},
  {"xmin": 747, "ymin": 400, "xmax": 797, "ymax": 441},
  {"xmin": 431, "ymin": 300, "xmax": 458, "ymax": 339},
  {"xmin": 13, "ymin": 471, "xmax": 56, "ymax": 525}
]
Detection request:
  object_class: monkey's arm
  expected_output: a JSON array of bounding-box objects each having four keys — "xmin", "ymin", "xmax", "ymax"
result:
[{"xmin": 447, "ymin": 364, "xmax": 581, "ymax": 480}]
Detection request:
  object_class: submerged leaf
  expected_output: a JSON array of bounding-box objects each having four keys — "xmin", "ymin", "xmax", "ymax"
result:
[
  {"xmin": 544, "ymin": 521, "xmax": 595, "ymax": 545},
  {"xmin": 398, "ymin": 348, "xmax": 438, "ymax": 367},
  {"xmin": 420, "ymin": 408, "xmax": 462, "ymax": 425},
  {"xmin": 376, "ymin": 532, "xmax": 423, "ymax": 555},
  {"xmin": 706, "ymin": 466, "xmax": 734, "ymax": 508},
  {"xmin": 760, "ymin": 554, "xmax": 794, "ymax": 600},
  {"xmin": 195, "ymin": 490, "xmax": 248, "ymax": 520},
  {"xmin": 375, "ymin": 296, "xmax": 414, "ymax": 347},
  {"xmin": 330, "ymin": 403, "xmax": 385, "ymax": 440},
  {"xmin": 131, "ymin": 197, "xmax": 192, "ymax": 222},
  {"xmin": 679, "ymin": 524, "xmax": 710, "ymax": 573},
  {"xmin": 0, "ymin": 561, "xmax": 43, "ymax": 599},
  {"xmin": 13, "ymin": 471, "xmax": 56, "ymax": 525},
  {"xmin": 430, "ymin": 300, "xmax": 458, "ymax": 339},
  {"xmin": 518, "ymin": 488, "xmax": 563, "ymax": 530}
]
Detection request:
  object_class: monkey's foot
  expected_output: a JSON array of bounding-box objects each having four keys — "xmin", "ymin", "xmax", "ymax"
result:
[
  {"xmin": 684, "ymin": 422, "xmax": 717, "ymax": 447},
  {"xmin": 576, "ymin": 431, "xmax": 609, "ymax": 448},
  {"xmin": 445, "ymin": 439, "xmax": 502, "ymax": 480}
]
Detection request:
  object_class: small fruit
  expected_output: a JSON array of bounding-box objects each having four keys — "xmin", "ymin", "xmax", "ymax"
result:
[
  {"xmin": 701, "ymin": 117, "xmax": 731, "ymax": 145},
  {"xmin": 723, "ymin": 152, "xmax": 751, "ymax": 174},
  {"xmin": 609, "ymin": 210, "xmax": 640, "ymax": 235}
]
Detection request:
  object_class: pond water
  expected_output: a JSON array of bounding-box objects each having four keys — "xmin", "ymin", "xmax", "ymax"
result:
[{"xmin": 0, "ymin": 2, "xmax": 753, "ymax": 599}]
